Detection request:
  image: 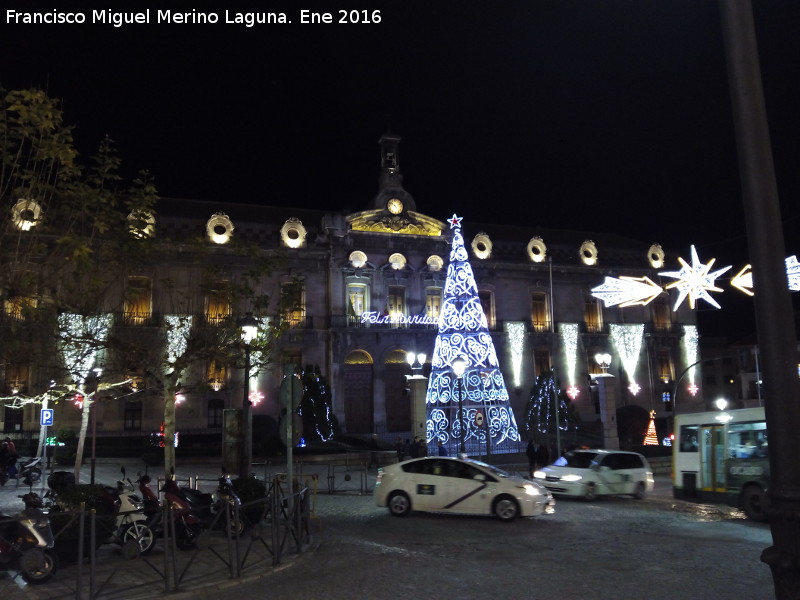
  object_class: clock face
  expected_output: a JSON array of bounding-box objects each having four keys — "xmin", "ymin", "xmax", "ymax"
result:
[{"xmin": 387, "ymin": 198, "xmax": 404, "ymax": 215}]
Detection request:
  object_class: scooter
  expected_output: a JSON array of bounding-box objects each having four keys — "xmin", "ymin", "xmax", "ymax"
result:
[
  {"xmin": 101, "ymin": 468, "xmax": 155, "ymax": 555},
  {"xmin": 137, "ymin": 472, "xmax": 203, "ymax": 551},
  {"xmin": 164, "ymin": 469, "xmax": 245, "ymax": 536},
  {"xmin": 16, "ymin": 457, "xmax": 42, "ymax": 487},
  {"xmin": 0, "ymin": 492, "xmax": 59, "ymax": 584}
]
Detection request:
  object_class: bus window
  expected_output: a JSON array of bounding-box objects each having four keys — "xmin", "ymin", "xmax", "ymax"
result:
[
  {"xmin": 728, "ymin": 422, "xmax": 768, "ymax": 459},
  {"xmin": 679, "ymin": 425, "xmax": 699, "ymax": 452}
]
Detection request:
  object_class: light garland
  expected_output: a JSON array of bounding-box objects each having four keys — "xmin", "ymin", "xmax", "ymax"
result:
[
  {"xmin": 683, "ymin": 325, "xmax": 699, "ymax": 396},
  {"xmin": 610, "ymin": 324, "xmax": 644, "ymax": 395},
  {"xmin": 426, "ymin": 215, "xmax": 521, "ymax": 453},
  {"xmin": 559, "ymin": 323, "xmax": 579, "ymax": 397},
  {"xmin": 505, "ymin": 322, "xmax": 525, "ymax": 388}
]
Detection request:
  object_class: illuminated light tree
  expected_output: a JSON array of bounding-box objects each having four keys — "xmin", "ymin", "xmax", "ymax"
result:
[
  {"xmin": 523, "ymin": 369, "xmax": 574, "ymax": 451},
  {"xmin": 57, "ymin": 313, "xmax": 113, "ymax": 479},
  {"xmin": 297, "ymin": 365, "xmax": 339, "ymax": 445},
  {"xmin": 643, "ymin": 410, "xmax": 659, "ymax": 446},
  {"xmin": 426, "ymin": 215, "xmax": 521, "ymax": 455}
]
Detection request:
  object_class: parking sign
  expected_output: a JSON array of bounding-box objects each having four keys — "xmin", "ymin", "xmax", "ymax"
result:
[{"xmin": 40, "ymin": 408, "xmax": 54, "ymax": 427}]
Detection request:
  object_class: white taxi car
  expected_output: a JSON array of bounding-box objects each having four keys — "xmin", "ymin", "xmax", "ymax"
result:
[
  {"xmin": 374, "ymin": 456, "xmax": 555, "ymax": 521},
  {"xmin": 533, "ymin": 449, "xmax": 654, "ymax": 501}
]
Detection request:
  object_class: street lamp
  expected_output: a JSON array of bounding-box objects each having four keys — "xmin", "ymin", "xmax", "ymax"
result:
[
  {"xmin": 406, "ymin": 351, "xmax": 426, "ymax": 371},
  {"xmin": 451, "ymin": 356, "xmax": 468, "ymax": 454},
  {"xmin": 715, "ymin": 397, "xmax": 732, "ymax": 423},
  {"xmin": 594, "ymin": 353, "xmax": 612, "ymax": 376},
  {"xmin": 239, "ymin": 312, "xmax": 259, "ymax": 479}
]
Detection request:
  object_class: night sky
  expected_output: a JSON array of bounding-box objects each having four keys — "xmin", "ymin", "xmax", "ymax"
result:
[{"xmin": 3, "ymin": 0, "xmax": 800, "ymax": 337}]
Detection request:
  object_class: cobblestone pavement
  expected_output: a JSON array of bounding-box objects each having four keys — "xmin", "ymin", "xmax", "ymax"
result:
[{"xmin": 0, "ymin": 456, "xmax": 777, "ymax": 599}]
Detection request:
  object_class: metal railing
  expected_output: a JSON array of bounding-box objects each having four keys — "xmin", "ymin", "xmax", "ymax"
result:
[{"xmin": 6, "ymin": 477, "xmax": 312, "ymax": 599}]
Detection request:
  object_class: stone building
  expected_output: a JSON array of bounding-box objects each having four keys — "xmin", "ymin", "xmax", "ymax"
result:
[{"xmin": 1, "ymin": 134, "xmax": 704, "ymax": 449}]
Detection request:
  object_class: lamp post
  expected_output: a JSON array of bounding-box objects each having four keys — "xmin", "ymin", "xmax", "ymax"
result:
[
  {"xmin": 406, "ymin": 351, "xmax": 427, "ymax": 440},
  {"xmin": 451, "ymin": 356, "xmax": 468, "ymax": 454},
  {"xmin": 592, "ymin": 353, "xmax": 619, "ymax": 450},
  {"xmin": 239, "ymin": 313, "xmax": 259, "ymax": 479}
]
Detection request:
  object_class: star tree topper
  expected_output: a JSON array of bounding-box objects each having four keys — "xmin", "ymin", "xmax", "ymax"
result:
[
  {"xmin": 448, "ymin": 213, "xmax": 463, "ymax": 229},
  {"xmin": 659, "ymin": 245, "xmax": 731, "ymax": 310}
]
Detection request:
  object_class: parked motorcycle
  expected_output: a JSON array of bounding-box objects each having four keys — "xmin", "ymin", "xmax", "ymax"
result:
[
  {"xmin": 44, "ymin": 470, "xmax": 154, "ymax": 556},
  {"xmin": 102, "ymin": 468, "xmax": 155, "ymax": 555},
  {"xmin": 16, "ymin": 456, "xmax": 42, "ymax": 486},
  {"xmin": 0, "ymin": 492, "xmax": 58, "ymax": 584},
  {"xmin": 164, "ymin": 469, "xmax": 245, "ymax": 536},
  {"xmin": 137, "ymin": 471, "xmax": 203, "ymax": 551}
]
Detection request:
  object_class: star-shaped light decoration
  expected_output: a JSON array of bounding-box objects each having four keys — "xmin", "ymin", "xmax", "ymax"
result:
[
  {"xmin": 249, "ymin": 390, "xmax": 264, "ymax": 406},
  {"xmin": 731, "ymin": 256, "xmax": 800, "ymax": 296},
  {"xmin": 567, "ymin": 385, "xmax": 580, "ymax": 400},
  {"xmin": 628, "ymin": 382, "xmax": 641, "ymax": 395},
  {"xmin": 591, "ymin": 276, "xmax": 663, "ymax": 307},
  {"xmin": 659, "ymin": 245, "xmax": 731, "ymax": 310},
  {"xmin": 448, "ymin": 213, "xmax": 463, "ymax": 229},
  {"xmin": 687, "ymin": 383, "xmax": 699, "ymax": 396}
]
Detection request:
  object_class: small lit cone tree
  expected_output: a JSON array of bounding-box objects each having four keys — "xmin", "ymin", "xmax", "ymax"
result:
[
  {"xmin": 643, "ymin": 410, "xmax": 659, "ymax": 446},
  {"xmin": 426, "ymin": 215, "xmax": 521, "ymax": 455}
]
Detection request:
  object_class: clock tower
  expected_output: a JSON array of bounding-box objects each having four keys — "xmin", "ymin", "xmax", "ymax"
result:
[{"xmin": 372, "ymin": 133, "xmax": 417, "ymax": 214}]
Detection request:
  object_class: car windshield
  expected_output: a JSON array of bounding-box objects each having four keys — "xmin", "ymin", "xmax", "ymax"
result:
[
  {"xmin": 554, "ymin": 452, "xmax": 598, "ymax": 469},
  {"xmin": 465, "ymin": 459, "xmax": 512, "ymax": 478}
]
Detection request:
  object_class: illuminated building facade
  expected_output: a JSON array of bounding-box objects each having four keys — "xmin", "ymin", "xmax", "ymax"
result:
[{"xmin": 1, "ymin": 134, "xmax": 704, "ymax": 446}]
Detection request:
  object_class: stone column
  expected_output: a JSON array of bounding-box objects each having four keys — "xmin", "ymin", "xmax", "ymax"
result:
[{"xmin": 596, "ymin": 376, "xmax": 620, "ymax": 450}]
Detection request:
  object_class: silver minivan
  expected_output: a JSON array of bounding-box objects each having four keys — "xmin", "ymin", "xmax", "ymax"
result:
[{"xmin": 533, "ymin": 449, "xmax": 654, "ymax": 501}]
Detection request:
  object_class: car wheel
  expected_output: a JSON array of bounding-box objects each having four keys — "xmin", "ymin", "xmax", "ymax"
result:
[
  {"xmin": 632, "ymin": 481, "xmax": 647, "ymax": 500},
  {"xmin": 493, "ymin": 496, "xmax": 519, "ymax": 522},
  {"xmin": 583, "ymin": 482, "xmax": 598, "ymax": 501},
  {"xmin": 388, "ymin": 492, "xmax": 411, "ymax": 517},
  {"xmin": 741, "ymin": 485, "xmax": 769, "ymax": 522}
]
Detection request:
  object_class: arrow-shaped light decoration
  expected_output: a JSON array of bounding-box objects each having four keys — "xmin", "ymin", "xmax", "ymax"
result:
[
  {"xmin": 729, "ymin": 255, "xmax": 800, "ymax": 296},
  {"xmin": 730, "ymin": 264, "xmax": 754, "ymax": 296},
  {"xmin": 659, "ymin": 245, "xmax": 732, "ymax": 310},
  {"xmin": 591, "ymin": 276, "xmax": 663, "ymax": 308}
]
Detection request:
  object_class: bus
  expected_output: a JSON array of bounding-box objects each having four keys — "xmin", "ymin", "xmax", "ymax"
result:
[{"xmin": 673, "ymin": 407, "xmax": 769, "ymax": 521}]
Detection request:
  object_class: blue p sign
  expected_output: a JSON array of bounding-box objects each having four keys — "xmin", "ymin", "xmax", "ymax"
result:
[{"xmin": 40, "ymin": 409, "xmax": 54, "ymax": 427}]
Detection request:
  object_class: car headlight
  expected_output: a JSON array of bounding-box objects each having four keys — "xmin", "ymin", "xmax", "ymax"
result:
[
  {"xmin": 561, "ymin": 474, "xmax": 582, "ymax": 482},
  {"xmin": 532, "ymin": 470, "xmax": 546, "ymax": 479},
  {"xmin": 521, "ymin": 483, "xmax": 542, "ymax": 496}
]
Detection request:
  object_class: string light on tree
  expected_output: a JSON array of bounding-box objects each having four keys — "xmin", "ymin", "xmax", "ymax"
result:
[
  {"xmin": 426, "ymin": 215, "xmax": 521, "ymax": 454},
  {"xmin": 659, "ymin": 245, "xmax": 731, "ymax": 310}
]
